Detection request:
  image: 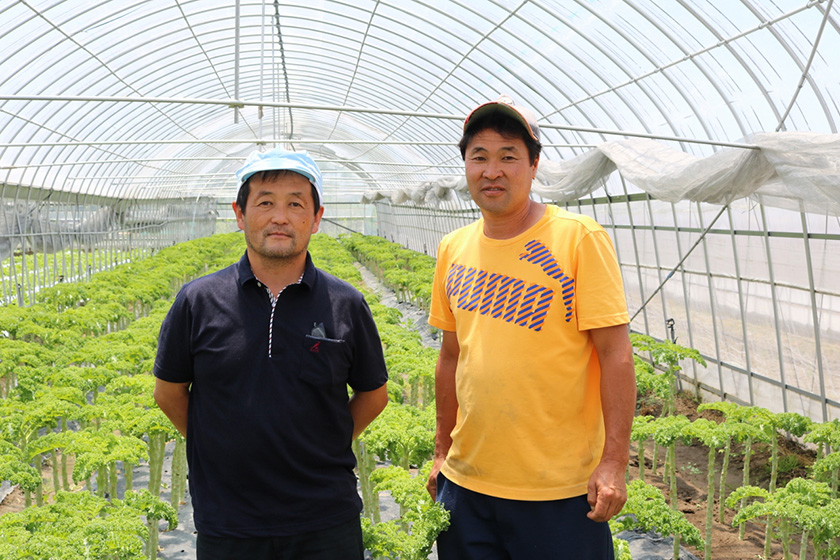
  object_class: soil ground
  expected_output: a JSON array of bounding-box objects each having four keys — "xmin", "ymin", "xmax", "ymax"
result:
[{"xmin": 628, "ymin": 393, "xmax": 818, "ymax": 560}]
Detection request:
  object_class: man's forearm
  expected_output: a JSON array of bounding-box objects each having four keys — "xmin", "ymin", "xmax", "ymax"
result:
[
  {"xmin": 153, "ymin": 379, "xmax": 191, "ymax": 437},
  {"xmin": 433, "ymin": 330, "xmax": 460, "ymax": 462},
  {"xmin": 600, "ymin": 363, "xmax": 635, "ymax": 465},
  {"xmin": 592, "ymin": 325, "xmax": 636, "ymax": 465},
  {"xmin": 349, "ymin": 384, "xmax": 389, "ymax": 439}
]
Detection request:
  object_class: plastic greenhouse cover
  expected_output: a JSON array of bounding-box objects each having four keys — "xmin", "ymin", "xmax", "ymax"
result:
[{"xmin": 363, "ymin": 131, "xmax": 840, "ymax": 217}]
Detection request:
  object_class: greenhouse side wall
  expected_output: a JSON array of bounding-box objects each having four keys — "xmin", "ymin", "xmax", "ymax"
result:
[
  {"xmin": 373, "ymin": 197, "xmax": 840, "ymax": 425},
  {"xmin": 1, "ymin": 189, "xmax": 217, "ymax": 306}
]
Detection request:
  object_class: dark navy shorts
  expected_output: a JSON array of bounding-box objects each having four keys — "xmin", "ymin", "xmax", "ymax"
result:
[
  {"xmin": 195, "ymin": 517, "xmax": 364, "ymax": 560},
  {"xmin": 436, "ymin": 473, "xmax": 615, "ymax": 560}
]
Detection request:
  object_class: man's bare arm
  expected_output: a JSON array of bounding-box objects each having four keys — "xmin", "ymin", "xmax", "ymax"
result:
[
  {"xmin": 349, "ymin": 383, "xmax": 389, "ymax": 439},
  {"xmin": 153, "ymin": 378, "xmax": 191, "ymax": 438},
  {"xmin": 586, "ymin": 323, "xmax": 636, "ymax": 522},
  {"xmin": 426, "ymin": 330, "xmax": 460, "ymax": 500}
]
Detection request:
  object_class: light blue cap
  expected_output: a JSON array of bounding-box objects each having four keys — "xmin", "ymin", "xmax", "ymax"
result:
[{"xmin": 235, "ymin": 147, "xmax": 323, "ymax": 203}]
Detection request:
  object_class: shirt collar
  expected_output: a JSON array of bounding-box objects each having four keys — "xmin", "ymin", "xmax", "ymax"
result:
[{"xmin": 235, "ymin": 251, "xmax": 318, "ymax": 290}]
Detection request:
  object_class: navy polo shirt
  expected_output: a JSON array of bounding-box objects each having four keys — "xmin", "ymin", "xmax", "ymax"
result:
[{"xmin": 154, "ymin": 251, "xmax": 388, "ymax": 538}]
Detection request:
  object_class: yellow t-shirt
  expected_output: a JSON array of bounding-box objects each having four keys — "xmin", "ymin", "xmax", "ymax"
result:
[{"xmin": 429, "ymin": 205, "xmax": 629, "ymax": 501}]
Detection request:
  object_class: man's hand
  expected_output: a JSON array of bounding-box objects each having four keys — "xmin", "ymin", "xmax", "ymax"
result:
[
  {"xmin": 586, "ymin": 458, "xmax": 628, "ymax": 522},
  {"xmin": 426, "ymin": 457, "xmax": 445, "ymax": 500}
]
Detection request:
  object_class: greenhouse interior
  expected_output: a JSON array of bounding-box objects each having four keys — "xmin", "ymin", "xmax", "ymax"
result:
[{"xmin": 1, "ymin": 1, "xmax": 839, "ymax": 559}]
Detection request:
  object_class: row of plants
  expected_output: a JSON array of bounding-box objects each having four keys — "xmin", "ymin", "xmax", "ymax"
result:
[
  {"xmin": 1, "ymin": 243, "xmax": 142, "ymax": 307},
  {"xmin": 0, "ymin": 232, "xmax": 449, "ymax": 559},
  {"xmin": 0, "ymin": 233, "xmax": 247, "ymax": 559},
  {"xmin": 339, "ymin": 232, "xmax": 436, "ymax": 311},
  {"xmin": 343, "ymin": 233, "xmax": 840, "ymax": 560},
  {"xmin": 631, "ymin": 332, "xmax": 840, "ymax": 560},
  {"xmin": 4, "ymin": 230, "xmax": 839, "ymax": 559}
]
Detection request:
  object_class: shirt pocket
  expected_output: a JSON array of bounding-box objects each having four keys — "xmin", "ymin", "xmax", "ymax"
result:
[{"xmin": 299, "ymin": 334, "xmax": 351, "ymax": 386}]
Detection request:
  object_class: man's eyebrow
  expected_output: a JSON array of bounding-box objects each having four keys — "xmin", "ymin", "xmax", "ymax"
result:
[
  {"xmin": 254, "ymin": 189, "xmax": 306, "ymax": 197},
  {"xmin": 468, "ymin": 145, "xmax": 518, "ymax": 154}
]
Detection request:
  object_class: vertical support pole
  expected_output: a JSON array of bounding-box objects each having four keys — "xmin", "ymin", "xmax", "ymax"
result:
[
  {"xmin": 696, "ymin": 202, "xmax": 725, "ymax": 401},
  {"xmin": 727, "ymin": 206, "xmax": 755, "ymax": 405},
  {"xmin": 234, "ymin": 0, "xmax": 240, "ymax": 124},
  {"xmin": 800, "ymin": 206, "xmax": 828, "ymax": 421},
  {"xmin": 759, "ymin": 204, "xmax": 788, "ymax": 413},
  {"xmin": 621, "ymin": 179, "xmax": 650, "ymax": 335}
]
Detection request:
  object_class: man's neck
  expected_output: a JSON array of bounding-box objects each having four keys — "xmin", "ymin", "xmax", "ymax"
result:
[
  {"xmin": 482, "ymin": 201, "xmax": 546, "ymax": 240},
  {"xmin": 248, "ymin": 252, "xmax": 307, "ymax": 295}
]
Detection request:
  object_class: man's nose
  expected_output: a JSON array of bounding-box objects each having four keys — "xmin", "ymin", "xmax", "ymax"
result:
[
  {"xmin": 482, "ymin": 161, "xmax": 503, "ymax": 179},
  {"xmin": 269, "ymin": 206, "xmax": 290, "ymax": 223}
]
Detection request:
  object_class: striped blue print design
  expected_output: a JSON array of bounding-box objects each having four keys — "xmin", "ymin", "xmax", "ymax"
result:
[
  {"xmin": 519, "ymin": 239, "xmax": 575, "ymax": 322},
  {"xmin": 443, "ymin": 239, "xmax": 575, "ymax": 330}
]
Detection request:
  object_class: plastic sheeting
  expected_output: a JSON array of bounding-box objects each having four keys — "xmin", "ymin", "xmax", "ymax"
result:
[
  {"xmin": 362, "ymin": 132, "xmax": 840, "ymax": 216},
  {"xmin": 0, "ymin": 200, "xmax": 218, "ymax": 262}
]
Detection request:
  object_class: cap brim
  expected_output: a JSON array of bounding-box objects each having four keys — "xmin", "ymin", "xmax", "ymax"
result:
[{"xmin": 464, "ymin": 102, "xmax": 540, "ymax": 142}]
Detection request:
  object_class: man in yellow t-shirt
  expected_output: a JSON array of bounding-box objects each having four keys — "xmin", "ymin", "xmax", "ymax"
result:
[{"xmin": 426, "ymin": 96, "xmax": 636, "ymax": 559}]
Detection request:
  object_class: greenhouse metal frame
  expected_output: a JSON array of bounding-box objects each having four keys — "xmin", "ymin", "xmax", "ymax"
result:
[{"xmin": 1, "ymin": 0, "xmax": 839, "ymax": 423}]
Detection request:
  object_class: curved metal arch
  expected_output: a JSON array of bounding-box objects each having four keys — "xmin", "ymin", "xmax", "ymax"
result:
[
  {"xmin": 625, "ymin": 0, "xmax": 752, "ymax": 138},
  {"xmin": 668, "ymin": 0, "xmax": 789, "ymax": 133},
  {"xmin": 740, "ymin": 0, "xmax": 837, "ymax": 133},
  {"xmin": 541, "ymin": 1, "xmax": 719, "ymax": 151},
  {"xmin": 15, "ymin": 3, "xmax": 209, "ymax": 141},
  {"xmin": 344, "ymin": 8, "xmax": 637, "ymax": 162}
]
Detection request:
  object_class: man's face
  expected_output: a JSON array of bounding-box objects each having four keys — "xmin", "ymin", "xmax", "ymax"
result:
[
  {"xmin": 232, "ymin": 172, "xmax": 323, "ymax": 264},
  {"xmin": 464, "ymin": 129, "xmax": 539, "ymax": 220}
]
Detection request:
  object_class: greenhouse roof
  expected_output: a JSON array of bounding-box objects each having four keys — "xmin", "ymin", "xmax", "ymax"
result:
[{"xmin": 1, "ymin": 0, "xmax": 838, "ymax": 205}]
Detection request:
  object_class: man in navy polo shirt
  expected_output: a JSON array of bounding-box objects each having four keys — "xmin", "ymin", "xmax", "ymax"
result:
[{"xmin": 153, "ymin": 147, "xmax": 389, "ymax": 560}]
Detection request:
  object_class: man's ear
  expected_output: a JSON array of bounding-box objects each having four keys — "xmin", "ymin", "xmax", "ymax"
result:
[
  {"xmin": 233, "ymin": 201, "xmax": 245, "ymax": 230},
  {"xmin": 311, "ymin": 205, "xmax": 325, "ymax": 234}
]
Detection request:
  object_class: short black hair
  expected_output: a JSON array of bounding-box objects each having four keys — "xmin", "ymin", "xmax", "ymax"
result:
[
  {"xmin": 458, "ymin": 111, "xmax": 542, "ymax": 165},
  {"xmin": 235, "ymin": 169, "xmax": 321, "ymax": 215}
]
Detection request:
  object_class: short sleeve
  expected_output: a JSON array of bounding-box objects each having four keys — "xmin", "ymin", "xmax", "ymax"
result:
[
  {"xmin": 428, "ymin": 238, "xmax": 456, "ymax": 331},
  {"xmin": 573, "ymin": 229, "xmax": 630, "ymax": 331},
  {"xmin": 153, "ymin": 289, "xmax": 196, "ymax": 383},
  {"xmin": 347, "ymin": 297, "xmax": 388, "ymax": 392}
]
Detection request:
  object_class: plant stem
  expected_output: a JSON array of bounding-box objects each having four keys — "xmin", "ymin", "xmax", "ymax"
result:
[
  {"xmin": 780, "ymin": 517, "xmax": 791, "ymax": 560},
  {"xmin": 652, "ymin": 441, "xmax": 659, "ymax": 475},
  {"xmin": 353, "ymin": 440, "xmax": 380, "ymax": 523},
  {"xmin": 147, "ymin": 518, "xmax": 159, "ymax": 560},
  {"xmin": 666, "ymin": 444, "xmax": 682, "ymax": 560},
  {"xmin": 171, "ymin": 437, "xmax": 187, "ymax": 506},
  {"xmin": 61, "ymin": 419, "xmax": 70, "ymax": 491},
  {"xmin": 668, "ymin": 445, "xmax": 678, "ymax": 510},
  {"xmin": 148, "ymin": 432, "xmax": 166, "ymax": 497},
  {"xmin": 51, "ymin": 450, "xmax": 61, "ymax": 499},
  {"xmin": 109, "ymin": 461, "xmax": 118, "ymax": 500},
  {"xmin": 705, "ymin": 446, "xmax": 716, "ymax": 560},
  {"xmin": 96, "ymin": 467, "xmax": 107, "ymax": 498},
  {"xmin": 638, "ymin": 441, "xmax": 646, "ymax": 483},
  {"xmin": 718, "ymin": 438, "xmax": 731, "ymax": 523},
  {"xmin": 35, "ymin": 454, "xmax": 44, "ymax": 506},
  {"xmin": 125, "ymin": 461, "xmax": 134, "ymax": 493},
  {"xmin": 764, "ymin": 515, "xmax": 774, "ymax": 560},
  {"xmin": 739, "ymin": 437, "xmax": 752, "ymax": 540}
]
